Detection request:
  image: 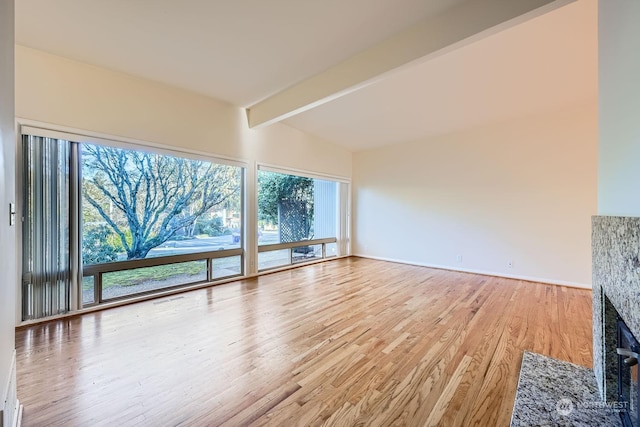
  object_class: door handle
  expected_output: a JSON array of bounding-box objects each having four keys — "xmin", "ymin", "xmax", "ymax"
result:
[{"xmin": 617, "ymin": 348, "xmax": 640, "ymax": 366}]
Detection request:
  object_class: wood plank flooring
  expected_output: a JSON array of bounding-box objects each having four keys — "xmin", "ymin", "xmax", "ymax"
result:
[{"xmin": 15, "ymin": 257, "xmax": 593, "ymax": 426}]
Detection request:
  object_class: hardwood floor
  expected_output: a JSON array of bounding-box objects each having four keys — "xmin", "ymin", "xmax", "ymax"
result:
[{"xmin": 15, "ymin": 257, "xmax": 593, "ymax": 426}]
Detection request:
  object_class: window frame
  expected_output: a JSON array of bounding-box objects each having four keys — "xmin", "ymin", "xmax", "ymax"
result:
[
  {"xmin": 256, "ymin": 163, "xmax": 350, "ymax": 271},
  {"xmin": 15, "ymin": 120, "xmax": 352, "ymax": 321},
  {"xmin": 18, "ymin": 123, "xmax": 248, "ymax": 311}
]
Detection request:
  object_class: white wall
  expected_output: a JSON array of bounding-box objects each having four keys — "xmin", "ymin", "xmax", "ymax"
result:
[
  {"xmin": 598, "ymin": 0, "xmax": 640, "ymax": 216},
  {"xmin": 353, "ymin": 103, "xmax": 597, "ymax": 287},
  {"xmin": 0, "ymin": 0, "xmax": 17, "ymax": 424}
]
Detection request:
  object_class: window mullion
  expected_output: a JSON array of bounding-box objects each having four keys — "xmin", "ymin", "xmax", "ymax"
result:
[{"xmin": 70, "ymin": 142, "xmax": 82, "ymax": 311}]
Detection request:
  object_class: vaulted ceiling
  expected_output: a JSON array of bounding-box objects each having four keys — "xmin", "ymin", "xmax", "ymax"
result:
[{"xmin": 15, "ymin": 0, "xmax": 597, "ymax": 151}]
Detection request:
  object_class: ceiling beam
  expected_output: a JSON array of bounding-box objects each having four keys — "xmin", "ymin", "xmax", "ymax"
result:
[{"xmin": 247, "ymin": 0, "xmax": 575, "ymax": 128}]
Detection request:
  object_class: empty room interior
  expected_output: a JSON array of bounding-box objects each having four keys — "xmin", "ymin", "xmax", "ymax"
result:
[{"xmin": 1, "ymin": 0, "xmax": 640, "ymax": 425}]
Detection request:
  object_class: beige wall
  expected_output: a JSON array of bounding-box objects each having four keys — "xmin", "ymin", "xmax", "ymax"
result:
[
  {"xmin": 15, "ymin": 46, "xmax": 352, "ymax": 178},
  {"xmin": 14, "ymin": 45, "xmax": 352, "ymax": 289},
  {"xmin": 0, "ymin": 0, "xmax": 16, "ymax": 423},
  {"xmin": 353, "ymin": 102, "xmax": 597, "ymax": 287}
]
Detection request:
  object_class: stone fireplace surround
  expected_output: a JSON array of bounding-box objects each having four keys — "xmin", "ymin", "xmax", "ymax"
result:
[{"xmin": 593, "ymin": 216, "xmax": 640, "ymax": 402}]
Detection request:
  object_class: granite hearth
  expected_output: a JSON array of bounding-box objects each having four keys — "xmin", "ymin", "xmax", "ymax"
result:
[{"xmin": 511, "ymin": 352, "xmax": 620, "ymax": 426}]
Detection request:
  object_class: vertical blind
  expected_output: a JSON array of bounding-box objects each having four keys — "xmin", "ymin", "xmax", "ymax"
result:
[{"xmin": 22, "ymin": 135, "xmax": 71, "ymax": 320}]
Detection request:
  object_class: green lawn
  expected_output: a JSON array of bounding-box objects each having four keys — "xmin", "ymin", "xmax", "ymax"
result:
[
  {"xmin": 101, "ymin": 261, "xmax": 206, "ymax": 288},
  {"xmin": 83, "ymin": 257, "xmax": 242, "ymax": 290}
]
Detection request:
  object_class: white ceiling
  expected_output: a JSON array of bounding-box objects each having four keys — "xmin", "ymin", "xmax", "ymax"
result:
[
  {"xmin": 284, "ymin": 0, "xmax": 597, "ymax": 150},
  {"xmin": 15, "ymin": 0, "xmax": 597, "ymax": 152},
  {"xmin": 15, "ymin": 0, "xmax": 467, "ymax": 107}
]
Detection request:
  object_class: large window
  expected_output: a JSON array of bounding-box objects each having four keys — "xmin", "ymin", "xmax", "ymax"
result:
[
  {"xmin": 21, "ymin": 129, "xmax": 244, "ymax": 318},
  {"xmin": 257, "ymin": 168, "xmax": 347, "ymax": 271},
  {"xmin": 80, "ymin": 143, "xmax": 243, "ymax": 304},
  {"xmin": 20, "ymin": 126, "xmax": 350, "ymax": 321}
]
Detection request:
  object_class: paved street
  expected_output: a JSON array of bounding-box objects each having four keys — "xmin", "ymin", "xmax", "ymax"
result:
[{"xmin": 147, "ymin": 230, "xmax": 279, "ymax": 257}]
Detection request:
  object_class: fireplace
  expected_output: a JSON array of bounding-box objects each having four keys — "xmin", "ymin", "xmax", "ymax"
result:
[
  {"xmin": 618, "ymin": 316, "xmax": 640, "ymax": 426},
  {"xmin": 593, "ymin": 216, "xmax": 640, "ymax": 426}
]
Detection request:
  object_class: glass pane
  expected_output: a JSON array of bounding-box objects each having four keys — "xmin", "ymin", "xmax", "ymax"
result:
[
  {"xmin": 213, "ymin": 255, "xmax": 242, "ymax": 279},
  {"xmin": 292, "ymin": 244, "xmax": 322, "ymax": 264},
  {"xmin": 101, "ymin": 260, "xmax": 207, "ymax": 300},
  {"xmin": 81, "ymin": 143, "xmax": 242, "ymax": 266},
  {"xmin": 257, "ymin": 170, "xmax": 314, "ymax": 245},
  {"xmin": 257, "ymin": 170, "xmax": 339, "ymax": 248},
  {"xmin": 325, "ymin": 242, "xmax": 338, "ymax": 258},
  {"xmin": 22, "ymin": 135, "xmax": 72, "ymax": 320},
  {"xmin": 311, "ymin": 179, "xmax": 338, "ymax": 239},
  {"xmin": 82, "ymin": 276, "xmax": 95, "ymax": 305},
  {"xmin": 258, "ymin": 249, "xmax": 290, "ymax": 271}
]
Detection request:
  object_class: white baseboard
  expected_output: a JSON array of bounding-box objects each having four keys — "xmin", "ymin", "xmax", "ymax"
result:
[
  {"xmin": 1, "ymin": 350, "xmax": 20, "ymax": 427},
  {"xmin": 352, "ymin": 254, "xmax": 592, "ymax": 290}
]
